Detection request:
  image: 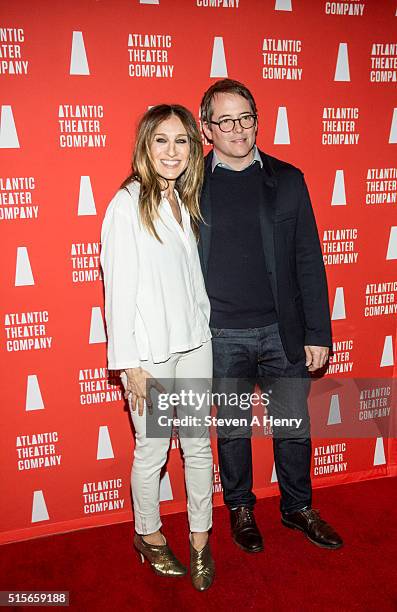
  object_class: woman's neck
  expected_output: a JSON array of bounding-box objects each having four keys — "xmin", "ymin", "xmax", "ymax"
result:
[{"xmin": 162, "ymin": 179, "xmax": 176, "ymax": 201}]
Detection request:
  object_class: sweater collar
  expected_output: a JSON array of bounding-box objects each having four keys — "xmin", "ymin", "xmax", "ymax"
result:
[{"xmin": 211, "ymin": 145, "xmax": 263, "ymax": 173}]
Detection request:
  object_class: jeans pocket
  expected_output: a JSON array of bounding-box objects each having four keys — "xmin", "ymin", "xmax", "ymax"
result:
[{"xmin": 211, "ymin": 328, "xmax": 224, "ymax": 338}]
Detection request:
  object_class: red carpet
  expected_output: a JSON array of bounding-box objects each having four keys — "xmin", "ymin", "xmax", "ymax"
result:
[{"xmin": 1, "ymin": 477, "xmax": 396, "ymax": 611}]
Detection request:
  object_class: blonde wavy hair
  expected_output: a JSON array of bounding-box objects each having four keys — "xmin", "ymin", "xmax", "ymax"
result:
[{"xmin": 121, "ymin": 104, "xmax": 204, "ymax": 242}]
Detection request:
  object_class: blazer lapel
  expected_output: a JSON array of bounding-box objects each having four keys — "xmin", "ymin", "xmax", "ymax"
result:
[
  {"xmin": 258, "ymin": 152, "xmax": 279, "ymax": 312},
  {"xmin": 198, "ymin": 153, "xmax": 213, "ymax": 281}
]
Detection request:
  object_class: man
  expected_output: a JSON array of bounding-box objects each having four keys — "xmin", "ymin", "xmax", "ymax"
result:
[{"xmin": 198, "ymin": 79, "xmax": 342, "ymax": 553}]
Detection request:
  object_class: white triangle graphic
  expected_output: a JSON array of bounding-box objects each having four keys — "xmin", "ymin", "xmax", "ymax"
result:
[
  {"xmin": 271, "ymin": 462, "xmax": 278, "ymax": 483},
  {"xmin": 97, "ymin": 425, "xmax": 114, "ymax": 459},
  {"xmin": 210, "ymin": 37, "xmax": 228, "ymax": 78},
  {"xmin": 327, "ymin": 394, "xmax": 342, "ymax": 425},
  {"xmin": 89, "ymin": 307, "xmax": 106, "ymax": 344},
  {"xmin": 31, "ymin": 490, "xmax": 49, "ymax": 523},
  {"xmin": 373, "ymin": 437, "xmax": 386, "ymax": 466},
  {"xmin": 0, "ymin": 105, "xmax": 20, "ymax": 148},
  {"xmin": 331, "ymin": 170, "xmax": 347, "ymax": 206},
  {"xmin": 274, "ymin": 107, "xmax": 290, "ymax": 144},
  {"xmin": 386, "ymin": 226, "xmax": 397, "ymax": 260},
  {"xmin": 78, "ymin": 176, "xmax": 97, "ymax": 216},
  {"xmin": 171, "ymin": 437, "xmax": 179, "ymax": 449},
  {"xmin": 140, "ymin": 0, "xmax": 159, "ymax": 3},
  {"xmin": 15, "ymin": 246, "xmax": 35, "ymax": 286},
  {"xmin": 70, "ymin": 31, "xmax": 90, "ymax": 75},
  {"xmin": 388, "ymin": 108, "xmax": 397, "ymax": 144},
  {"xmin": 380, "ymin": 335, "xmax": 394, "ymax": 367},
  {"xmin": 334, "ymin": 43, "xmax": 350, "ymax": 81},
  {"xmin": 275, "ymin": 0, "xmax": 292, "ymax": 10},
  {"xmin": 26, "ymin": 375, "xmax": 45, "ymax": 412},
  {"xmin": 331, "ymin": 287, "xmax": 346, "ymax": 320},
  {"xmin": 159, "ymin": 471, "xmax": 173, "ymax": 501}
]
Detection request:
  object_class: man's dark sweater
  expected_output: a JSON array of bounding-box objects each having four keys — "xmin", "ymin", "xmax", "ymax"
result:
[{"xmin": 207, "ymin": 161, "xmax": 277, "ymax": 329}]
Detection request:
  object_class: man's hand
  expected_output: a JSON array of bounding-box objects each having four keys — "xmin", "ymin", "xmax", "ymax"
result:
[{"xmin": 304, "ymin": 345, "xmax": 329, "ymax": 372}]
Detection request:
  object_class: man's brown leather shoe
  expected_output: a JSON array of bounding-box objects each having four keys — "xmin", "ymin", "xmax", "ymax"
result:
[
  {"xmin": 230, "ymin": 507, "xmax": 264, "ymax": 553},
  {"xmin": 281, "ymin": 508, "xmax": 343, "ymax": 549}
]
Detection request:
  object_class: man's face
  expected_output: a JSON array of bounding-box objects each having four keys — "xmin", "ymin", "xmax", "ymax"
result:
[{"xmin": 202, "ymin": 92, "xmax": 257, "ymax": 170}]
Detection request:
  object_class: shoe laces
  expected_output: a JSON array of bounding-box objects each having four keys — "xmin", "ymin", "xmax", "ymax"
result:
[
  {"xmin": 237, "ymin": 507, "xmax": 255, "ymax": 525},
  {"xmin": 301, "ymin": 508, "xmax": 324, "ymax": 524}
]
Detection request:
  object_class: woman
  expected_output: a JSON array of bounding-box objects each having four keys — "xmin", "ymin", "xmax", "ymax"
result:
[{"xmin": 100, "ymin": 105, "xmax": 214, "ymax": 591}]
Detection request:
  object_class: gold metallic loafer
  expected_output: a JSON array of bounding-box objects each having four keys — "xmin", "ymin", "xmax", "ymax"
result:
[
  {"xmin": 134, "ymin": 533, "xmax": 187, "ymax": 577},
  {"xmin": 189, "ymin": 538, "xmax": 215, "ymax": 591}
]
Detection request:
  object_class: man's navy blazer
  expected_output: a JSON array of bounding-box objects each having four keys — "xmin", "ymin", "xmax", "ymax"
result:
[{"xmin": 197, "ymin": 149, "xmax": 332, "ymax": 364}]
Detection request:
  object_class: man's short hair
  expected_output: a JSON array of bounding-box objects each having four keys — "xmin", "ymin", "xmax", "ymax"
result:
[{"xmin": 200, "ymin": 78, "xmax": 257, "ymax": 124}]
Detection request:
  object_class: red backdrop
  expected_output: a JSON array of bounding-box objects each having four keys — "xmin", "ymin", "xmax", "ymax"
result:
[{"xmin": 1, "ymin": 0, "xmax": 396, "ymax": 545}]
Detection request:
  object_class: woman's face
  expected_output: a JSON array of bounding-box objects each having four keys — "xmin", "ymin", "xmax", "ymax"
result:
[{"xmin": 149, "ymin": 115, "xmax": 190, "ymax": 183}]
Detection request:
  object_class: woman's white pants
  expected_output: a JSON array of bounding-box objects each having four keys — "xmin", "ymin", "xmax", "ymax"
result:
[{"xmin": 120, "ymin": 340, "xmax": 213, "ymax": 535}]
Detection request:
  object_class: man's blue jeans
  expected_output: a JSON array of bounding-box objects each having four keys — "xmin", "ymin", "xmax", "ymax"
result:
[{"xmin": 211, "ymin": 322, "xmax": 312, "ymax": 515}]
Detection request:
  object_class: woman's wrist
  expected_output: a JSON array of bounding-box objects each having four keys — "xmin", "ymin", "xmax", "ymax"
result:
[{"xmin": 124, "ymin": 366, "xmax": 142, "ymax": 375}]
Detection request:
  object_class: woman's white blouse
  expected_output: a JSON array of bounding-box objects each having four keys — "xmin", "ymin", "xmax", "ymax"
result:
[{"xmin": 100, "ymin": 181, "xmax": 211, "ymax": 370}]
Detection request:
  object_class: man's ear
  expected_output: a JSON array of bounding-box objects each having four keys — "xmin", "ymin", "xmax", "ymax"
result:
[{"xmin": 202, "ymin": 122, "xmax": 213, "ymax": 143}]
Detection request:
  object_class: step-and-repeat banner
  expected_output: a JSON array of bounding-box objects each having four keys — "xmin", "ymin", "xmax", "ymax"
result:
[{"xmin": 1, "ymin": 0, "xmax": 396, "ymax": 545}]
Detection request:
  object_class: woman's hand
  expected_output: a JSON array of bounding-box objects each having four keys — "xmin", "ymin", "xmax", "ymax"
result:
[{"xmin": 123, "ymin": 367, "xmax": 165, "ymax": 416}]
